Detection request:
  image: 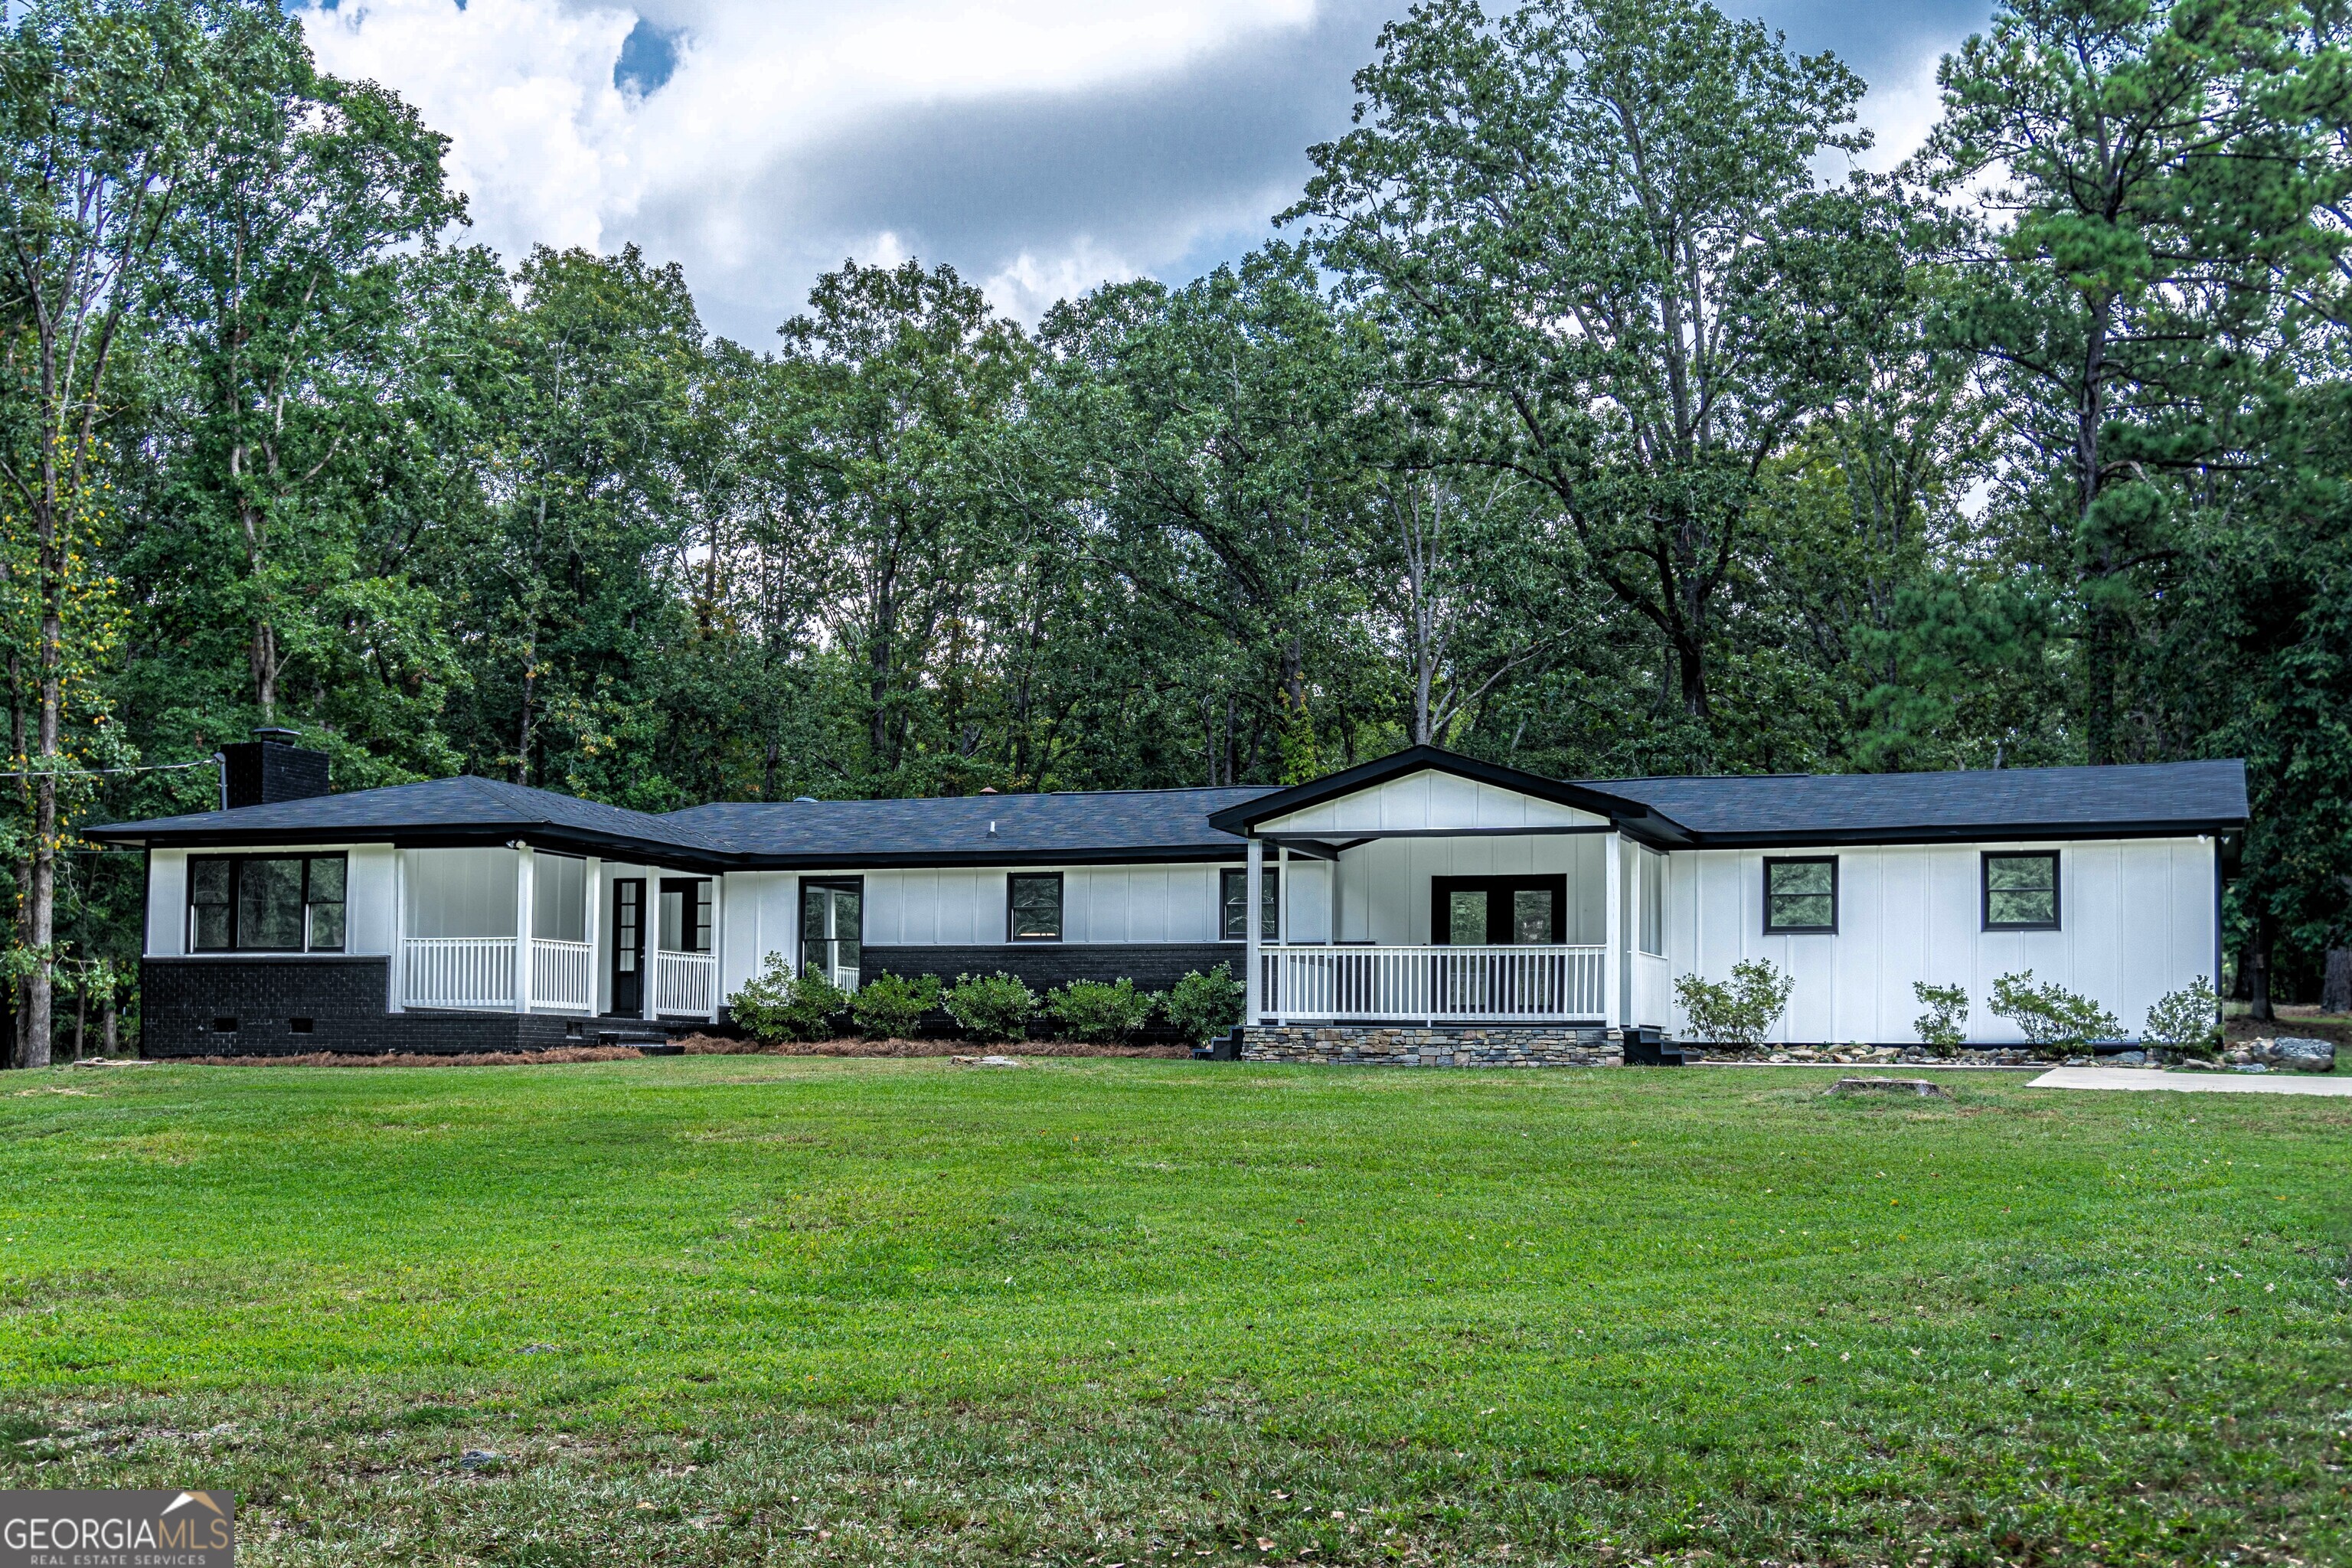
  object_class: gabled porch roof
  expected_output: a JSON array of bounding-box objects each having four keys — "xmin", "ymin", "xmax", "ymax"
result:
[{"xmin": 1203, "ymin": 745, "xmax": 1689, "ymax": 846}]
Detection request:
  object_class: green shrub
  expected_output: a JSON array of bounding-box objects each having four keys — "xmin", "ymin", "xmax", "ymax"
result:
[
  {"xmin": 1674, "ymin": 959, "xmax": 1793, "ymax": 1047},
  {"xmin": 1912, "ymin": 982, "xmax": 1969, "ymax": 1056},
  {"xmin": 2144, "ymin": 977, "xmax": 2222, "ymax": 1058},
  {"xmin": 1165, "ymin": 964, "xmax": 1245, "ymax": 1047},
  {"xmin": 1990, "ymin": 970, "xmax": 2124, "ymax": 1056},
  {"xmin": 1044, "ymin": 978, "xmax": 1159, "ymax": 1044},
  {"xmin": 727, "ymin": 952, "xmax": 850, "ymax": 1044},
  {"xmin": 851, "ymin": 972, "xmax": 941, "ymax": 1039},
  {"xmin": 943, "ymin": 972, "xmax": 1039, "ymax": 1043}
]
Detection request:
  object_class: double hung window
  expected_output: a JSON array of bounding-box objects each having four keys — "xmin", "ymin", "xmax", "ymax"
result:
[
  {"xmin": 1008, "ymin": 873, "xmax": 1063, "ymax": 941},
  {"xmin": 1762, "ymin": 858, "xmax": 1837, "ymax": 935},
  {"xmin": 1983, "ymin": 851, "xmax": 2060, "ymax": 930},
  {"xmin": 1220, "ymin": 867, "xmax": 1279, "ymax": 941}
]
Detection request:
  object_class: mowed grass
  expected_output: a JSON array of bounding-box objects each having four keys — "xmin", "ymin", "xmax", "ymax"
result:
[{"xmin": 1, "ymin": 1057, "xmax": 2347, "ymax": 1566}]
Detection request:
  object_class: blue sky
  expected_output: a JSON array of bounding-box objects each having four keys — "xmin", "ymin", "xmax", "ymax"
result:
[{"xmin": 297, "ymin": 0, "xmax": 1996, "ymax": 344}]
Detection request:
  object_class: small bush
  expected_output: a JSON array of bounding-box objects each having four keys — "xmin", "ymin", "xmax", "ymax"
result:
[
  {"xmin": 1674, "ymin": 959, "xmax": 1793, "ymax": 1047},
  {"xmin": 2144, "ymin": 977, "xmax": 2222, "ymax": 1058},
  {"xmin": 1912, "ymin": 982, "xmax": 1969, "ymax": 1055},
  {"xmin": 727, "ymin": 952, "xmax": 850, "ymax": 1044},
  {"xmin": 943, "ymin": 972, "xmax": 1039, "ymax": 1043},
  {"xmin": 1990, "ymin": 970, "xmax": 2124, "ymax": 1056},
  {"xmin": 851, "ymin": 972, "xmax": 941, "ymax": 1039},
  {"xmin": 1044, "ymin": 978, "xmax": 1159, "ymax": 1044},
  {"xmin": 1165, "ymin": 964, "xmax": 1245, "ymax": 1047}
]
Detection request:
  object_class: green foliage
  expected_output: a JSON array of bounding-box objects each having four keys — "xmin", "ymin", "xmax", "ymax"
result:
[
  {"xmin": 726, "ymin": 952, "xmax": 848, "ymax": 1045},
  {"xmin": 942, "ymin": 972, "xmax": 1039, "ymax": 1043},
  {"xmin": 1674, "ymin": 959, "xmax": 1795, "ymax": 1047},
  {"xmin": 1912, "ymin": 982, "xmax": 1971, "ymax": 1055},
  {"xmin": 1989, "ymin": 971, "xmax": 2125, "ymax": 1055},
  {"xmin": 1043, "ymin": 978, "xmax": 1159, "ymax": 1045},
  {"xmin": 1164, "ymin": 964, "xmax": 1245, "ymax": 1047},
  {"xmin": 848, "ymin": 972, "xmax": 941, "ymax": 1040},
  {"xmin": 2144, "ymin": 978, "xmax": 2222, "ymax": 1057}
]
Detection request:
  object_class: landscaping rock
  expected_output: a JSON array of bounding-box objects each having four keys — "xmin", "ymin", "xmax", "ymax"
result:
[
  {"xmin": 2265, "ymin": 1037, "xmax": 2335, "ymax": 1072},
  {"xmin": 952, "ymin": 1054, "xmax": 1024, "ymax": 1068},
  {"xmin": 1825, "ymin": 1076, "xmax": 1952, "ymax": 1099}
]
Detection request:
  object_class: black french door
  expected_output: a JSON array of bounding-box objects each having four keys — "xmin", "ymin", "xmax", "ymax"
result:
[{"xmin": 611, "ymin": 878, "xmax": 645, "ymax": 1014}]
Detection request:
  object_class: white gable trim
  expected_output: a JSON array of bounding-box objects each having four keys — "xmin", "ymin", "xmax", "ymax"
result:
[{"xmin": 1253, "ymin": 769, "xmax": 1612, "ymax": 836}]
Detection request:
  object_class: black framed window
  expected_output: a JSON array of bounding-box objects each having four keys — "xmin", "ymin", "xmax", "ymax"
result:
[
  {"xmin": 188, "ymin": 854, "xmax": 348, "ymax": 952},
  {"xmin": 799, "ymin": 879, "xmax": 861, "ymax": 987},
  {"xmin": 1983, "ymin": 851, "xmax": 2060, "ymax": 930},
  {"xmin": 1430, "ymin": 877, "xmax": 1565, "ymax": 945},
  {"xmin": 1763, "ymin": 857, "xmax": 1838, "ymax": 934},
  {"xmin": 659, "ymin": 877, "xmax": 713, "ymax": 953},
  {"xmin": 1008, "ymin": 873, "xmax": 1063, "ymax": 941},
  {"xmin": 1220, "ymin": 867, "xmax": 1279, "ymax": 941}
]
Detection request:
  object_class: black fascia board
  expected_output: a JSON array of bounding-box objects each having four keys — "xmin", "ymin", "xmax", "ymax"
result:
[
  {"xmin": 1669, "ymin": 817, "xmax": 2248, "ymax": 851},
  {"xmin": 1204, "ymin": 743, "xmax": 1674, "ymax": 837}
]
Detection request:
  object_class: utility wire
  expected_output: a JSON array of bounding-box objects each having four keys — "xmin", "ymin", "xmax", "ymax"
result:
[{"xmin": 0, "ymin": 756, "xmax": 220, "ymax": 782}]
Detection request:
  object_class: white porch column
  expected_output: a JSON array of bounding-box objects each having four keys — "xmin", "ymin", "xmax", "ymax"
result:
[
  {"xmin": 583, "ymin": 857, "xmax": 603, "ymax": 1016},
  {"xmin": 707, "ymin": 873, "xmax": 725, "ymax": 1023},
  {"xmin": 1602, "ymin": 831, "xmax": 1622, "ymax": 1030},
  {"xmin": 388, "ymin": 850, "xmax": 406, "ymax": 1013},
  {"xmin": 514, "ymin": 844, "xmax": 536, "ymax": 1014},
  {"xmin": 1244, "ymin": 838, "xmax": 1263, "ymax": 1027},
  {"xmin": 644, "ymin": 870, "xmax": 662, "ymax": 1021},
  {"xmin": 1275, "ymin": 841, "xmax": 1289, "ymax": 1024}
]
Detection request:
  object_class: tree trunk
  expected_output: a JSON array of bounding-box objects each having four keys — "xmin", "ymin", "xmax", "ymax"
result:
[
  {"xmin": 102, "ymin": 1000, "xmax": 117, "ymax": 1057},
  {"xmin": 73, "ymin": 980, "xmax": 85, "ymax": 1062},
  {"xmin": 2322, "ymin": 946, "xmax": 2351, "ymax": 1015},
  {"xmin": 2248, "ymin": 911, "xmax": 2275, "ymax": 1023}
]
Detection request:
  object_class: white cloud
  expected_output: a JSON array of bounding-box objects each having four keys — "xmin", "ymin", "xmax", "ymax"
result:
[{"xmin": 298, "ymin": 0, "xmax": 1325, "ymax": 336}]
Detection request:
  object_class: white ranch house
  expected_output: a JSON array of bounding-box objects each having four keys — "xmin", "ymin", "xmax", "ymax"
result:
[{"xmin": 89, "ymin": 737, "xmax": 2244, "ymax": 1060}]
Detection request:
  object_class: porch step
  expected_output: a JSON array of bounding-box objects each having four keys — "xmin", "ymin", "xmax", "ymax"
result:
[{"xmin": 1622, "ymin": 1028, "xmax": 1688, "ymax": 1067}]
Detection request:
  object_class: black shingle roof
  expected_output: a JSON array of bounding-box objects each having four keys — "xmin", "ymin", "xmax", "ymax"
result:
[
  {"xmin": 83, "ymin": 760, "xmax": 2245, "ymax": 862},
  {"xmin": 1583, "ymin": 760, "xmax": 2247, "ymax": 845},
  {"xmin": 666, "ymin": 787, "xmax": 1278, "ymax": 864}
]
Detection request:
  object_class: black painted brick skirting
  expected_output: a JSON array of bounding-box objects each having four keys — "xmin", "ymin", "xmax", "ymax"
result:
[
  {"xmin": 141, "ymin": 956, "xmax": 606, "ymax": 1057},
  {"xmin": 861, "ymin": 944, "xmax": 1238, "ymax": 993}
]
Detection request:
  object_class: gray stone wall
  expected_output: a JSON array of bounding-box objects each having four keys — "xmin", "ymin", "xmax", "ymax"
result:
[{"xmin": 1242, "ymin": 1023, "xmax": 1622, "ymax": 1068}]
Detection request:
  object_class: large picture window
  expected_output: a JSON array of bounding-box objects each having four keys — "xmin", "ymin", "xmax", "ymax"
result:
[
  {"xmin": 1762, "ymin": 858, "xmax": 1837, "ymax": 934},
  {"xmin": 188, "ymin": 854, "xmax": 347, "ymax": 952},
  {"xmin": 1008, "ymin": 873, "xmax": 1063, "ymax": 941},
  {"xmin": 1220, "ymin": 867, "xmax": 1279, "ymax": 941},
  {"xmin": 1983, "ymin": 851, "xmax": 2060, "ymax": 930}
]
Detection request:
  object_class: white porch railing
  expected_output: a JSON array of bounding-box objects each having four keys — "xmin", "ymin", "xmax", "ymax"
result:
[
  {"xmin": 403, "ymin": 937, "xmax": 595, "ymax": 1014},
  {"xmin": 655, "ymin": 949, "xmax": 717, "ymax": 1018},
  {"xmin": 1631, "ymin": 952, "xmax": 1671, "ymax": 1028},
  {"xmin": 532, "ymin": 939, "xmax": 594, "ymax": 1014},
  {"xmin": 1259, "ymin": 944, "xmax": 1608, "ymax": 1022},
  {"xmin": 404, "ymin": 937, "xmax": 517, "ymax": 1011}
]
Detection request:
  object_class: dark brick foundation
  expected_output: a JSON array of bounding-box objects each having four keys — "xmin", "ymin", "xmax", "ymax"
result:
[
  {"xmin": 142, "ymin": 956, "xmax": 646, "ymax": 1057},
  {"xmin": 1243, "ymin": 1022, "xmax": 1622, "ymax": 1067}
]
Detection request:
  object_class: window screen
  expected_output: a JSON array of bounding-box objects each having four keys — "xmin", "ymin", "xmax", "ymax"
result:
[
  {"xmin": 188, "ymin": 854, "xmax": 347, "ymax": 952},
  {"xmin": 1763, "ymin": 858, "xmax": 1837, "ymax": 934},
  {"xmin": 1220, "ymin": 867, "xmax": 1279, "ymax": 940},
  {"xmin": 1009, "ymin": 874, "xmax": 1063, "ymax": 940},
  {"xmin": 1983, "ymin": 851, "xmax": 2060, "ymax": 929}
]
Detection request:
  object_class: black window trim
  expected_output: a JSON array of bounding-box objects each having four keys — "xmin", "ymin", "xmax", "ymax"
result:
[
  {"xmin": 186, "ymin": 851, "xmax": 349, "ymax": 953},
  {"xmin": 796, "ymin": 876, "xmax": 864, "ymax": 977},
  {"xmin": 1007, "ymin": 870, "xmax": 1065, "ymax": 942},
  {"xmin": 658, "ymin": 875, "xmax": 715, "ymax": 954},
  {"xmin": 1219, "ymin": 864, "xmax": 1281, "ymax": 942},
  {"xmin": 1981, "ymin": 849, "xmax": 2062, "ymax": 931},
  {"xmin": 1429, "ymin": 874, "xmax": 1570, "ymax": 946},
  {"xmin": 1762, "ymin": 855, "xmax": 1839, "ymax": 936}
]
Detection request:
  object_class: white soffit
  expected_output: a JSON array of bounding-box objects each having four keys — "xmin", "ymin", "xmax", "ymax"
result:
[{"xmin": 1256, "ymin": 770, "xmax": 1608, "ymax": 835}]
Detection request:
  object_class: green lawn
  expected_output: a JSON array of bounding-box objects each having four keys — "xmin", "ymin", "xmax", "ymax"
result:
[{"xmin": 1, "ymin": 1057, "xmax": 2345, "ymax": 1566}]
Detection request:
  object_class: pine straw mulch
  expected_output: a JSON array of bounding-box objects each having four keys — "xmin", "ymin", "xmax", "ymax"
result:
[{"xmin": 164, "ymin": 1034, "xmax": 1191, "ymax": 1068}]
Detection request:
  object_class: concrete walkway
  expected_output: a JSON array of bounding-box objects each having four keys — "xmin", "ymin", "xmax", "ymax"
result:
[{"xmin": 2028, "ymin": 1066, "xmax": 2352, "ymax": 1096}]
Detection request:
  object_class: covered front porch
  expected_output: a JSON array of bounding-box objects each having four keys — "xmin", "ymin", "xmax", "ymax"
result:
[
  {"xmin": 1217, "ymin": 752, "xmax": 1673, "ymax": 1034},
  {"xmin": 395, "ymin": 846, "xmax": 720, "ymax": 1022}
]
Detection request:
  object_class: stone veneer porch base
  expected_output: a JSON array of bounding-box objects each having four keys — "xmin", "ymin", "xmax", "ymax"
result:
[{"xmin": 1242, "ymin": 1023, "xmax": 1622, "ymax": 1068}]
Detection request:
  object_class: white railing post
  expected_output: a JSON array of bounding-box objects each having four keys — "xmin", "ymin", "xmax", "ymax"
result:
[
  {"xmin": 388, "ymin": 851, "xmax": 406, "ymax": 1014},
  {"xmin": 583, "ymin": 858, "xmax": 602, "ymax": 1017},
  {"xmin": 1244, "ymin": 838, "xmax": 1263, "ymax": 1027},
  {"xmin": 644, "ymin": 870, "xmax": 662, "ymax": 1021},
  {"xmin": 1602, "ymin": 832, "xmax": 1623, "ymax": 1031},
  {"xmin": 708, "ymin": 875, "xmax": 725, "ymax": 1024},
  {"xmin": 514, "ymin": 844, "xmax": 534, "ymax": 1014}
]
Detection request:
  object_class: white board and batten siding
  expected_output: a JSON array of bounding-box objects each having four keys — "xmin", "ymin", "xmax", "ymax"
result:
[
  {"xmin": 142, "ymin": 843, "xmax": 398, "ymax": 958},
  {"xmin": 1663, "ymin": 838, "xmax": 2218, "ymax": 1046},
  {"xmin": 1333, "ymin": 835, "xmax": 1609, "ymax": 946},
  {"xmin": 1256, "ymin": 773, "xmax": 1608, "ymax": 836}
]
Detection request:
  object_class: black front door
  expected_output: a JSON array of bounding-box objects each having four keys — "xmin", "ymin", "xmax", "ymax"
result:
[{"xmin": 611, "ymin": 878, "xmax": 645, "ymax": 1014}]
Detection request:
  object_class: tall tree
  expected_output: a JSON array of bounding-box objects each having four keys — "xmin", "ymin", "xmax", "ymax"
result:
[{"xmin": 1291, "ymin": 0, "xmax": 1887, "ymax": 749}]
